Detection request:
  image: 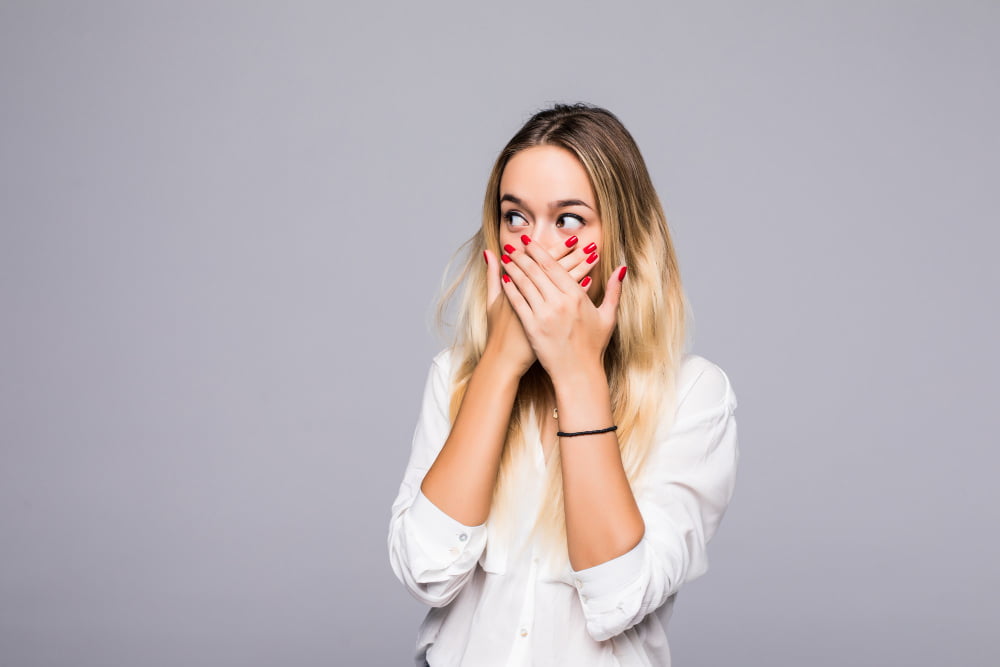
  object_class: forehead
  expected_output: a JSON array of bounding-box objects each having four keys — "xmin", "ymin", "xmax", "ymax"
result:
[{"xmin": 499, "ymin": 145, "xmax": 595, "ymax": 201}]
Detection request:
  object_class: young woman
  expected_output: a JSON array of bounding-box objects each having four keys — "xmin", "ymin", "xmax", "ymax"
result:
[{"xmin": 388, "ymin": 103, "xmax": 739, "ymax": 666}]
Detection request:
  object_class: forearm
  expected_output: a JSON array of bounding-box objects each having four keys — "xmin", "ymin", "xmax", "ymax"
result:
[
  {"xmin": 554, "ymin": 363, "xmax": 645, "ymax": 571},
  {"xmin": 420, "ymin": 349, "xmax": 521, "ymax": 527}
]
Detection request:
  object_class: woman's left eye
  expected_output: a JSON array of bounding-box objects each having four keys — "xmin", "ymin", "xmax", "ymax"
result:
[{"xmin": 556, "ymin": 214, "xmax": 584, "ymax": 230}]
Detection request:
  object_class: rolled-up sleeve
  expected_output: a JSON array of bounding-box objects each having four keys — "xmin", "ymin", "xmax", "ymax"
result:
[
  {"xmin": 387, "ymin": 350, "xmax": 488, "ymax": 607},
  {"xmin": 569, "ymin": 361, "xmax": 739, "ymax": 641}
]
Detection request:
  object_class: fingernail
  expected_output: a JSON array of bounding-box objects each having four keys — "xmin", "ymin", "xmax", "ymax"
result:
[
  {"xmin": 618, "ymin": 266, "xmax": 627, "ymax": 281},
  {"xmin": 583, "ymin": 242, "xmax": 597, "ymax": 254},
  {"xmin": 565, "ymin": 236, "xmax": 578, "ymax": 248},
  {"xmin": 502, "ymin": 274, "xmax": 511, "ymax": 283},
  {"xmin": 581, "ymin": 276, "xmax": 592, "ymax": 288},
  {"xmin": 520, "ymin": 234, "xmax": 532, "ymax": 245},
  {"xmin": 503, "ymin": 243, "xmax": 516, "ymax": 253},
  {"xmin": 501, "ymin": 254, "xmax": 512, "ymax": 264},
  {"xmin": 483, "ymin": 250, "xmax": 488, "ymax": 263},
  {"xmin": 586, "ymin": 252, "xmax": 598, "ymax": 264}
]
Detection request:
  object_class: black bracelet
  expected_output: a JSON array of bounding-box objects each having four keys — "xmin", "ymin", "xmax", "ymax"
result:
[{"xmin": 557, "ymin": 425, "xmax": 618, "ymax": 437}]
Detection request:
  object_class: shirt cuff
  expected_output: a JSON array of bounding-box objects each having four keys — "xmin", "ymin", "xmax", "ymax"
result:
[
  {"xmin": 570, "ymin": 536, "xmax": 646, "ymax": 600},
  {"xmin": 408, "ymin": 487, "xmax": 487, "ymax": 558}
]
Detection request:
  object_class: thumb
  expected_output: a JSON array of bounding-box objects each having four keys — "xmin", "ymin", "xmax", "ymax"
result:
[
  {"xmin": 598, "ymin": 265, "xmax": 627, "ymax": 321},
  {"xmin": 484, "ymin": 249, "xmax": 501, "ymax": 306}
]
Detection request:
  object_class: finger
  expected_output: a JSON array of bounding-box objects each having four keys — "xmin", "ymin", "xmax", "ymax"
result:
[
  {"xmin": 501, "ymin": 247, "xmax": 546, "ymax": 311},
  {"xmin": 563, "ymin": 241, "xmax": 601, "ymax": 284},
  {"xmin": 500, "ymin": 269, "xmax": 534, "ymax": 327},
  {"xmin": 555, "ymin": 236, "xmax": 591, "ymax": 273},
  {"xmin": 521, "ymin": 234, "xmax": 593, "ymax": 295},
  {"xmin": 552, "ymin": 235, "xmax": 582, "ymax": 268},
  {"xmin": 484, "ymin": 250, "xmax": 501, "ymax": 306},
  {"xmin": 598, "ymin": 264, "xmax": 627, "ymax": 321},
  {"xmin": 505, "ymin": 236, "xmax": 564, "ymax": 302},
  {"xmin": 548, "ymin": 237, "xmax": 599, "ymax": 287}
]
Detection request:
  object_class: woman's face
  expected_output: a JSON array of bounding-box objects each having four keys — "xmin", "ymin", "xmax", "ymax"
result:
[{"xmin": 498, "ymin": 145, "xmax": 603, "ymax": 270}]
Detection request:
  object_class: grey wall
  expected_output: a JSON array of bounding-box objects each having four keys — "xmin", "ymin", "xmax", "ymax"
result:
[{"xmin": 2, "ymin": 1, "xmax": 997, "ymax": 665}]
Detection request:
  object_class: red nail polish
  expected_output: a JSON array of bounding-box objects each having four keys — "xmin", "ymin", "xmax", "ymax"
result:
[
  {"xmin": 586, "ymin": 252, "xmax": 598, "ymax": 264},
  {"xmin": 502, "ymin": 274, "xmax": 511, "ymax": 283},
  {"xmin": 501, "ymin": 254, "xmax": 512, "ymax": 264},
  {"xmin": 503, "ymin": 243, "xmax": 516, "ymax": 253},
  {"xmin": 520, "ymin": 234, "xmax": 531, "ymax": 245},
  {"xmin": 581, "ymin": 276, "xmax": 592, "ymax": 288},
  {"xmin": 618, "ymin": 266, "xmax": 627, "ymax": 281},
  {"xmin": 483, "ymin": 250, "xmax": 488, "ymax": 263},
  {"xmin": 565, "ymin": 236, "xmax": 578, "ymax": 247},
  {"xmin": 583, "ymin": 242, "xmax": 597, "ymax": 254}
]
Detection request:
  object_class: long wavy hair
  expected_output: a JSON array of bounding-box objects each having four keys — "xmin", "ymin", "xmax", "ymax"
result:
[{"xmin": 433, "ymin": 103, "xmax": 692, "ymax": 575}]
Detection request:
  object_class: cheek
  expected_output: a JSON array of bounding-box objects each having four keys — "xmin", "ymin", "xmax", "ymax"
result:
[
  {"xmin": 580, "ymin": 230, "xmax": 600, "ymax": 249},
  {"xmin": 498, "ymin": 229, "xmax": 519, "ymax": 246}
]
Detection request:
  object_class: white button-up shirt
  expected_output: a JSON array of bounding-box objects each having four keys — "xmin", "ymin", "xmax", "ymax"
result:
[{"xmin": 388, "ymin": 348, "xmax": 739, "ymax": 666}]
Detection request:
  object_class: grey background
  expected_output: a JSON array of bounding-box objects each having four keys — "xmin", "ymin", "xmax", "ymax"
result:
[{"xmin": 1, "ymin": 1, "xmax": 997, "ymax": 665}]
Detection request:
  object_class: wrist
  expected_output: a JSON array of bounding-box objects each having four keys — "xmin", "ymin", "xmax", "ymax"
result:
[
  {"xmin": 478, "ymin": 346, "xmax": 529, "ymax": 385},
  {"xmin": 551, "ymin": 360, "xmax": 607, "ymax": 397}
]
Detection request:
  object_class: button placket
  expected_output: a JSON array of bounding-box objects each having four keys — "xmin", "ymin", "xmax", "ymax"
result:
[
  {"xmin": 448, "ymin": 531, "xmax": 469, "ymax": 558},
  {"xmin": 516, "ymin": 552, "xmax": 538, "ymax": 639}
]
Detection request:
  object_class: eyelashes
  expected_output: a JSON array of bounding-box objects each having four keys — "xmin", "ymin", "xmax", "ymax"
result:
[
  {"xmin": 503, "ymin": 211, "xmax": 529, "ymax": 227},
  {"xmin": 502, "ymin": 210, "xmax": 585, "ymax": 230},
  {"xmin": 556, "ymin": 213, "xmax": 585, "ymax": 229}
]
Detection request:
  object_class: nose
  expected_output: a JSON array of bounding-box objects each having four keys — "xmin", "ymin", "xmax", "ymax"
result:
[{"xmin": 527, "ymin": 227, "xmax": 562, "ymax": 257}]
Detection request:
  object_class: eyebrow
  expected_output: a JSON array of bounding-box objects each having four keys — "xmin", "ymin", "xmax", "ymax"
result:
[{"xmin": 500, "ymin": 193, "xmax": 594, "ymax": 211}]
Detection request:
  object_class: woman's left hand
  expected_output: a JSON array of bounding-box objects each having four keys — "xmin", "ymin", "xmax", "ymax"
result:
[{"xmin": 500, "ymin": 234, "xmax": 627, "ymax": 381}]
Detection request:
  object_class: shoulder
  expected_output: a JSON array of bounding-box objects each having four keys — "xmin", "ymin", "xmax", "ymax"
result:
[
  {"xmin": 675, "ymin": 353, "xmax": 738, "ymax": 418},
  {"xmin": 431, "ymin": 346, "xmax": 455, "ymax": 373},
  {"xmin": 428, "ymin": 346, "xmax": 459, "ymax": 387}
]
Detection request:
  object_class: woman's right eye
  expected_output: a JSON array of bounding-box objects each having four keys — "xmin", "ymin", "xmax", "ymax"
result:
[{"xmin": 503, "ymin": 211, "xmax": 528, "ymax": 227}]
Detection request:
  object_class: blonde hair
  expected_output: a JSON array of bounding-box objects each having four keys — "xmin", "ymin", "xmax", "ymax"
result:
[{"xmin": 434, "ymin": 103, "xmax": 692, "ymax": 574}]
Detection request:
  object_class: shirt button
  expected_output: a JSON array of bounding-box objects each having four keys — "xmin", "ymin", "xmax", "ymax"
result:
[
  {"xmin": 458, "ymin": 533, "xmax": 467, "ymax": 542},
  {"xmin": 519, "ymin": 628, "xmax": 528, "ymax": 637},
  {"xmin": 574, "ymin": 578, "xmax": 583, "ymax": 589}
]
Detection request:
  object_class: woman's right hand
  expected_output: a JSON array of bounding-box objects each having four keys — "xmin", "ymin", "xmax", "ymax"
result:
[{"xmin": 483, "ymin": 237, "xmax": 599, "ymax": 378}]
